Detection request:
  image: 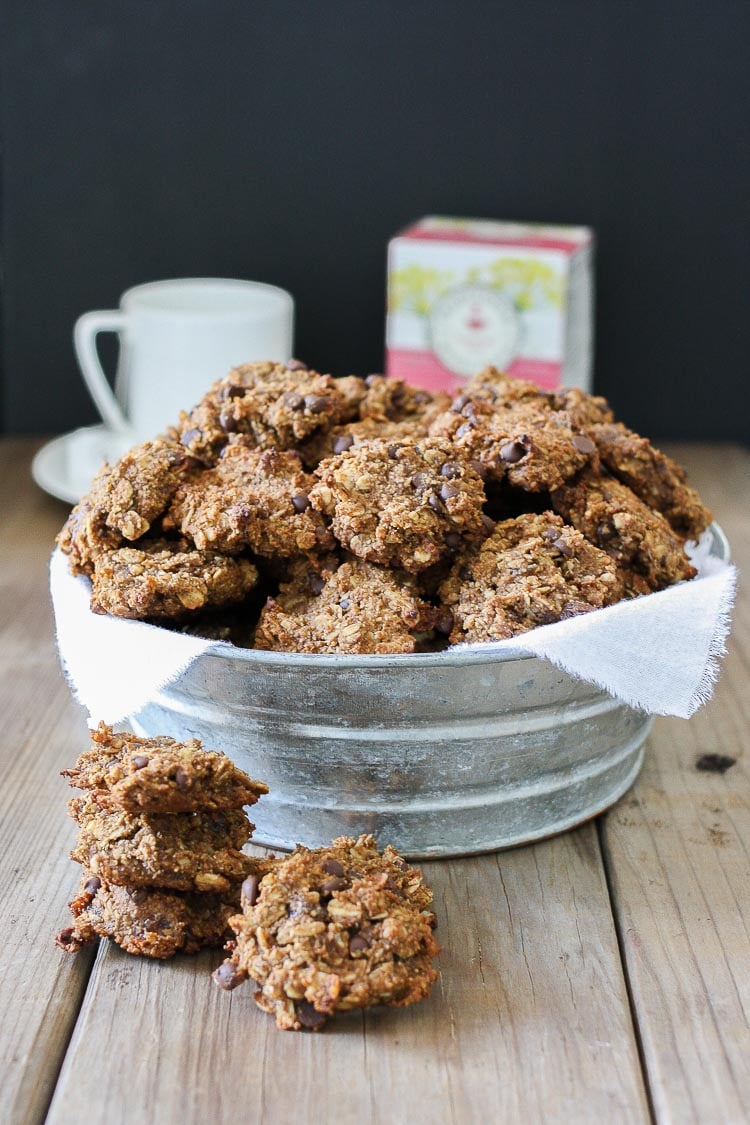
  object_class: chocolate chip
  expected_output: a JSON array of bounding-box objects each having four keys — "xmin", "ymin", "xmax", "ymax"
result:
[
  {"xmin": 322, "ymin": 858, "xmax": 345, "ymax": 877},
  {"xmin": 349, "ymin": 933, "xmax": 370, "ymax": 952},
  {"xmin": 461, "ymin": 402, "xmax": 477, "ymax": 418},
  {"xmin": 213, "ymin": 961, "xmax": 245, "ymax": 990},
  {"xmin": 445, "ymin": 531, "xmax": 462, "ymax": 549},
  {"xmin": 365, "ymin": 373, "xmax": 382, "ymax": 386},
  {"xmin": 339, "ymin": 597, "xmax": 350, "ymax": 611},
  {"xmin": 218, "ymin": 409, "xmax": 235, "ymax": 433},
  {"xmin": 440, "ymin": 482, "xmax": 459, "ymax": 501},
  {"xmin": 57, "ymin": 927, "xmax": 75, "ymax": 945},
  {"xmin": 129, "ymin": 887, "xmax": 148, "ymax": 903},
  {"xmin": 242, "ymin": 874, "xmax": 260, "ymax": 905},
  {"xmin": 180, "ymin": 428, "xmax": 201, "ymax": 447},
  {"xmin": 283, "ymin": 391, "xmax": 304, "ymax": 411},
  {"xmin": 542, "ymin": 528, "xmax": 560, "ymax": 540},
  {"xmin": 291, "ymin": 492, "xmax": 311, "ymax": 513},
  {"xmin": 696, "ymin": 753, "xmax": 736, "ymax": 774},
  {"xmin": 440, "ymin": 461, "xmax": 462, "ymax": 479},
  {"xmin": 552, "ymin": 537, "xmax": 574, "ymax": 558},
  {"xmin": 309, "ymin": 574, "xmax": 326, "ymax": 595},
  {"xmin": 393, "ymin": 856, "xmax": 408, "ymax": 870},
  {"xmin": 455, "ymin": 421, "xmax": 476, "ymax": 437},
  {"xmin": 451, "ymin": 395, "xmax": 468, "ymax": 413},
  {"xmin": 304, "ymin": 394, "xmax": 329, "ymax": 414},
  {"xmin": 499, "ymin": 440, "xmax": 527, "ymax": 463},
  {"xmin": 294, "ymin": 1001, "xmax": 327, "ymax": 1030},
  {"xmin": 222, "ymin": 384, "xmax": 246, "ymax": 400},
  {"xmin": 321, "ymin": 876, "xmax": 347, "ymax": 894},
  {"xmin": 333, "ymin": 435, "xmax": 354, "ymax": 454},
  {"xmin": 428, "ymin": 492, "xmax": 445, "ymax": 513},
  {"xmin": 459, "ymin": 565, "xmax": 474, "ymax": 581},
  {"xmin": 174, "ymin": 766, "xmax": 189, "ymax": 791},
  {"xmin": 166, "ymin": 449, "xmax": 190, "ymax": 467},
  {"xmin": 286, "ymin": 358, "xmax": 308, "ymax": 371},
  {"xmin": 132, "ymin": 754, "xmax": 149, "ymax": 769},
  {"xmin": 84, "ymin": 876, "xmax": 101, "ymax": 895},
  {"xmin": 411, "ymin": 472, "xmax": 428, "ymax": 490},
  {"xmin": 384, "ymin": 875, "xmax": 404, "ymax": 895},
  {"xmin": 572, "ymin": 434, "xmax": 596, "ymax": 454},
  {"xmin": 469, "ymin": 459, "xmax": 487, "ymax": 479},
  {"xmin": 481, "ymin": 514, "xmax": 496, "ymax": 534},
  {"xmin": 436, "ymin": 610, "xmax": 454, "ymax": 635},
  {"xmin": 386, "ymin": 444, "xmax": 401, "ymax": 459}
]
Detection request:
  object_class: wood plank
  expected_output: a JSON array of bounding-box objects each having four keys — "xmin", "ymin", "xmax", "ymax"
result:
[
  {"xmin": 0, "ymin": 441, "xmax": 97, "ymax": 1125},
  {"xmin": 47, "ymin": 825, "xmax": 649, "ymax": 1125},
  {"xmin": 600, "ymin": 443, "xmax": 750, "ymax": 1124}
]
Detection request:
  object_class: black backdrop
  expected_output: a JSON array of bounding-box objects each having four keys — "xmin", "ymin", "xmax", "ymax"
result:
[{"xmin": 2, "ymin": 0, "xmax": 749, "ymax": 440}]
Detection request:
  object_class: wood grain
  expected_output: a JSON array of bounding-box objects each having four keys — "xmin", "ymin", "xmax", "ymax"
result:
[
  {"xmin": 600, "ymin": 443, "xmax": 750, "ymax": 1124},
  {"xmin": 0, "ymin": 441, "xmax": 95, "ymax": 1125},
  {"xmin": 46, "ymin": 827, "xmax": 648, "ymax": 1125}
]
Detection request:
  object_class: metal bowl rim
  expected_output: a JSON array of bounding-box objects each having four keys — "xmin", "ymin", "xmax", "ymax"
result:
[{"xmin": 193, "ymin": 521, "xmax": 729, "ymax": 672}]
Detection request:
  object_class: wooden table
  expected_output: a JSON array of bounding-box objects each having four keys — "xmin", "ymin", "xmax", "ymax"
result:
[{"xmin": 1, "ymin": 439, "xmax": 748, "ymax": 1125}]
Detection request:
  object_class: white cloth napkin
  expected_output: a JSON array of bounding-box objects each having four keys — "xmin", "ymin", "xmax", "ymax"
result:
[{"xmin": 50, "ymin": 536, "xmax": 737, "ymax": 725}]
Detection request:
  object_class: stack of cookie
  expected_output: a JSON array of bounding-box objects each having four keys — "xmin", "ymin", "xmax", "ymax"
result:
[{"xmin": 56, "ymin": 723, "xmax": 268, "ymax": 959}]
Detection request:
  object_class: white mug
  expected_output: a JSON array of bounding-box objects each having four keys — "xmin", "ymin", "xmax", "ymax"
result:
[{"xmin": 74, "ymin": 277, "xmax": 294, "ymax": 442}]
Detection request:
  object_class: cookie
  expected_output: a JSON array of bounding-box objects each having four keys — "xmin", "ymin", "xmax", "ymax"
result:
[
  {"xmin": 176, "ymin": 361, "xmax": 355, "ymax": 464},
  {"xmin": 429, "ymin": 398, "xmax": 596, "ymax": 490},
  {"xmin": 589, "ymin": 422, "xmax": 712, "ymax": 540},
  {"xmin": 213, "ymin": 834, "xmax": 439, "ymax": 1030},
  {"xmin": 163, "ymin": 445, "xmax": 334, "ymax": 557},
  {"xmin": 461, "ymin": 367, "xmax": 614, "ymax": 429},
  {"xmin": 63, "ymin": 723, "xmax": 268, "ymax": 814},
  {"xmin": 254, "ymin": 555, "xmax": 436, "ymax": 654},
  {"xmin": 358, "ymin": 375, "xmax": 451, "ymax": 427},
  {"xmin": 299, "ymin": 378, "xmax": 451, "ymax": 468},
  {"xmin": 551, "ymin": 469, "xmax": 697, "ymax": 591},
  {"xmin": 57, "ymin": 440, "xmax": 194, "ymax": 575},
  {"xmin": 55, "ymin": 872, "xmax": 240, "ymax": 958},
  {"xmin": 440, "ymin": 512, "xmax": 622, "ymax": 643},
  {"xmin": 68, "ymin": 794, "xmax": 254, "ymax": 893},
  {"xmin": 90, "ymin": 539, "xmax": 259, "ymax": 619},
  {"xmin": 310, "ymin": 438, "xmax": 488, "ymax": 572}
]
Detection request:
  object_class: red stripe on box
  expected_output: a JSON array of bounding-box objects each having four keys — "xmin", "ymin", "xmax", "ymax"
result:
[
  {"xmin": 394, "ymin": 229, "xmax": 588, "ymax": 253},
  {"xmin": 386, "ymin": 349, "xmax": 562, "ymax": 393}
]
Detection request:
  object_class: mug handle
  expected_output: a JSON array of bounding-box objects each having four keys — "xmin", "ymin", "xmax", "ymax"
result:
[{"xmin": 73, "ymin": 310, "xmax": 131, "ymax": 433}]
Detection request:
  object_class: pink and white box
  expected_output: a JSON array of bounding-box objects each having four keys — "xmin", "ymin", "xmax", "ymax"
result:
[{"xmin": 386, "ymin": 216, "xmax": 594, "ymax": 395}]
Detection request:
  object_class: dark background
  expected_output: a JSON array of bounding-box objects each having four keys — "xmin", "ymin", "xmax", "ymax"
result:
[{"xmin": 2, "ymin": 0, "xmax": 749, "ymax": 441}]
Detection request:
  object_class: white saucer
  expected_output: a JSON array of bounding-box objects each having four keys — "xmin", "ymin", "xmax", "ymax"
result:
[{"xmin": 32, "ymin": 425, "xmax": 134, "ymax": 505}]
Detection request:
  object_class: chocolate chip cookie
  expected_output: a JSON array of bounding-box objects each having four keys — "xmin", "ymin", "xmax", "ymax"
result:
[
  {"xmin": 68, "ymin": 794, "xmax": 255, "ymax": 893},
  {"xmin": 213, "ymin": 834, "xmax": 439, "ymax": 1030},
  {"xmin": 429, "ymin": 398, "xmax": 597, "ymax": 490},
  {"xmin": 176, "ymin": 361, "xmax": 355, "ymax": 464},
  {"xmin": 589, "ymin": 422, "xmax": 712, "ymax": 540},
  {"xmin": 254, "ymin": 555, "xmax": 436, "ymax": 654},
  {"xmin": 310, "ymin": 438, "xmax": 488, "ymax": 572},
  {"xmin": 163, "ymin": 444, "xmax": 334, "ymax": 558},
  {"xmin": 55, "ymin": 873, "xmax": 242, "ymax": 958},
  {"xmin": 551, "ymin": 468, "xmax": 697, "ymax": 592},
  {"xmin": 90, "ymin": 540, "xmax": 258, "ymax": 619},
  {"xmin": 64, "ymin": 723, "xmax": 268, "ymax": 814},
  {"xmin": 440, "ymin": 512, "xmax": 622, "ymax": 643},
  {"xmin": 58, "ymin": 440, "xmax": 194, "ymax": 575}
]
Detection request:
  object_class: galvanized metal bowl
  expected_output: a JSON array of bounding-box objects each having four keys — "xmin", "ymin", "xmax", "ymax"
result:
[{"xmin": 130, "ymin": 524, "xmax": 729, "ymax": 858}]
